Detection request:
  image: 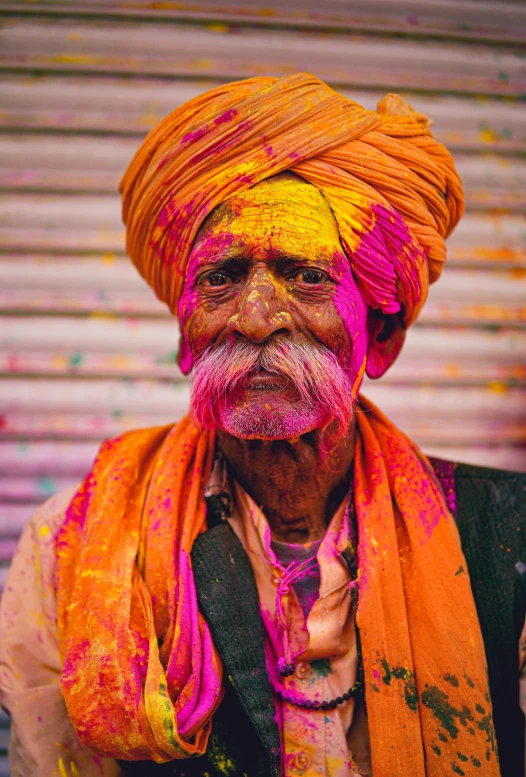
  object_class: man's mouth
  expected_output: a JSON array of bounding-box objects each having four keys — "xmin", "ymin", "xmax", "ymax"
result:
[{"xmin": 245, "ymin": 367, "xmax": 288, "ymax": 391}]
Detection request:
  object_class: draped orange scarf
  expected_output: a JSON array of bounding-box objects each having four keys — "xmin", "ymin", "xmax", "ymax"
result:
[
  {"xmin": 56, "ymin": 401, "xmax": 499, "ymax": 775},
  {"xmin": 56, "ymin": 418, "xmax": 222, "ymax": 761}
]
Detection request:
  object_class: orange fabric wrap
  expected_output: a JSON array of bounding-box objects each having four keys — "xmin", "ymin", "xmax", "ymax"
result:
[
  {"xmin": 354, "ymin": 398, "xmax": 499, "ymax": 776},
  {"xmin": 56, "ymin": 418, "xmax": 223, "ymax": 762},
  {"xmin": 56, "ymin": 404, "xmax": 498, "ymax": 773},
  {"xmin": 120, "ymin": 73, "xmax": 464, "ymax": 327}
]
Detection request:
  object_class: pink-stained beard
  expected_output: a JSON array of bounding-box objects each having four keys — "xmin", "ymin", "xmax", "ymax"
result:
[{"xmin": 190, "ymin": 338, "xmax": 355, "ymax": 441}]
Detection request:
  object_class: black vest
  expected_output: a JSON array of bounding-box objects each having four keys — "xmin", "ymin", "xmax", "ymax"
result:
[{"xmin": 119, "ymin": 461, "xmax": 526, "ymax": 777}]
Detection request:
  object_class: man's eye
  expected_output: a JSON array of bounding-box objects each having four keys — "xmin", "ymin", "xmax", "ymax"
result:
[
  {"xmin": 294, "ymin": 269, "xmax": 328, "ymax": 284},
  {"xmin": 202, "ymin": 271, "xmax": 231, "ymax": 287}
]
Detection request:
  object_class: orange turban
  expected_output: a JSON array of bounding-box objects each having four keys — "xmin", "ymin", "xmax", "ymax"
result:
[{"xmin": 120, "ymin": 72, "xmax": 463, "ymax": 327}]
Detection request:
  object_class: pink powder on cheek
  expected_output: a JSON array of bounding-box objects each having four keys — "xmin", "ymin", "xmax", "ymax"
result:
[
  {"xmin": 178, "ymin": 231, "xmax": 237, "ymax": 372},
  {"xmin": 178, "ymin": 335, "xmax": 193, "ymax": 374},
  {"xmin": 177, "ymin": 281, "xmax": 199, "ymax": 374},
  {"xmin": 331, "ymin": 250, "xmax": 368, "ymax": 389},
  {"xmin": 177, "ymin": 281, "xmax": 200, "ymax": 374}
]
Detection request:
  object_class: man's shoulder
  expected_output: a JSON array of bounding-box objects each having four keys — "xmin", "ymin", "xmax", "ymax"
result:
[
  {"xmin": 432, "ymin": 458, "xmax": 526, "ymax": 564},
  {"xmin": 429, "ymin": 455, "xmax": 525, "ymax": 544},
  {"xmin": 452, "ymin": 459, "xmax": 526, "ymax": 518},
  {"xmin": 429, "ymin": 455, "xmax": 526, "ymax": 505},
  {"xmin": 454, "ymin": 459, "xmax": 526, "ymax": 485},
  {"xmin": 429, "ymin": 453, "xmax": 525, "ymax": 484}
]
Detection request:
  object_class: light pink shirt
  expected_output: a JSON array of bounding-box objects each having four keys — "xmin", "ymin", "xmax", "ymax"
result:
[{"xmin": 228, "ymin": 481, "xmax": 370, "ymax": 776}]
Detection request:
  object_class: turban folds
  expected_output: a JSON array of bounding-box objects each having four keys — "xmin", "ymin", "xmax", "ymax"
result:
[{"xmin": 120, "ymin": 73, "xmax": 463, "ymax": 327}]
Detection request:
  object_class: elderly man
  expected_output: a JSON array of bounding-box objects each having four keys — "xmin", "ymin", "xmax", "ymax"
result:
[{"xmin": 0, "ymin": 73, "xmax": 524, "ymax": 777}]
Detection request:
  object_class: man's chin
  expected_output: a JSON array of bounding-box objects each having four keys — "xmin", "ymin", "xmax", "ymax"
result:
[{"xmin": 217, "ymin": 401, "xmax": 327, "ymax": 440}]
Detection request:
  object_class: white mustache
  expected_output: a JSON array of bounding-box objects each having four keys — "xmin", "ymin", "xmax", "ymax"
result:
[{"xmin": 190, "ymin": 338, "xmax": 354, "ymax": 434}]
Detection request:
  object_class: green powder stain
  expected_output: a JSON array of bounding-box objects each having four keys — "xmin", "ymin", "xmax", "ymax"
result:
[
  {"xmin": 457, "ymin": 752, "xmax": 468, "ymax": 762},
  {"xmin": 471, "ymin": 756, "xmax": 481, "ymax": 768},
  {"xmin": 463, "ymin": 672, "xmax": 474, "ymax": 689},
  {"xmin": 475, "ymin": 704, "xmax": 485, "ymax": 714},
  {"xmin": 69, "ymin": 352, "xmax": 83, "ymax": 368},
  {"xmin": 454, "ymin": 566, "xmax": 465, "ymax": 576},
  {"xmin": 310, "ymin": 658, "xmax": 332, "ymax": 677},
  {"xmin": 467, "ymin": 727, "xmax": 475, "ymax": 736},
  {"xmin": 421, "ymin": 685, "xmax": 473, "ymax": 739},
  {"xmin": 38, "ymin": 476, "xmax": 56, "ymax": 496},
  {"xmin": 452, "ymin": 764, "xmax": 465, "ymax": 776},
  {"xmin": 155, "ymin": 350, "xmax": 178, "ymax": 365},
  {"xmin": 444, "ymin": 673, "xmax": 459, "ymax": 687},
  {"xmin": 381, "ymin": 657, "xmax": 391, "ymax": 686},
  {"xmin": 477, "ymin": 711, "xmax": 497, "ymax": 757},
  {"xmin": 431, "ymin": 744, "xmax": 441, "ymax": 756},
  {"xmin": 379, "ymin": 659, "xmax": 418, "ymax": 711},
  {"xmin": 438, "ymin": 732, "xmax": 448, "ymax": 743},
  {"xmin": 369, "ymin": 682, "xmax": 380, "ymax": 693}
]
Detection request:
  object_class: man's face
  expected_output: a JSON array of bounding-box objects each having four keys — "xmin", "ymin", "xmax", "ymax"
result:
[{"xmin": 178, "ymin": 174, "xmax": 369, "ymax": 440}]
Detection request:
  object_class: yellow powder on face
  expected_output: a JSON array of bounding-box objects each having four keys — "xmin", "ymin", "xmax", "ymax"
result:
[
  {"xmin": 212, "ymin": 174, "xmax": 344, "ymax": 262},
  {"xmin": 57, "ymin": 758, "xmax": 68, "ymax": 777}
]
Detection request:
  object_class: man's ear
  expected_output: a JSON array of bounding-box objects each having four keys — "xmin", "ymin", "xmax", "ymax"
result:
[
  {"xmin": 366, "ymin": 309, "xmax": 406, "ymax": 379},
  {"xmin": 177, "ymin": 331, "xmax": 194, "ymax": 375}
]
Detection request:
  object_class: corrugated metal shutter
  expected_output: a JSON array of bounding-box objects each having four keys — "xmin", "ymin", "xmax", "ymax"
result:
[{"xmin": 0, "ymin": 3, "xmax": 525, "ymax": 767}]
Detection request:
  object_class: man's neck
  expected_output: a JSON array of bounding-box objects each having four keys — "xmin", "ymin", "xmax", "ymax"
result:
[{"xmin": 217, "ymin": 422, "xmax": 356, "ymax": 543}]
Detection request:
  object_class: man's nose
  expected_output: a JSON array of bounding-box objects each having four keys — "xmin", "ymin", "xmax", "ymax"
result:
[{"xmin": 228, "ymin": 269, "xmax": 293, "ymax": 344}]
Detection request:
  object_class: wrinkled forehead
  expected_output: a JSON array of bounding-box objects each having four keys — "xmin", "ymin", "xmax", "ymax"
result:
[{"xmin": 190, "ymin": 172, "xmax": 342, "ymax": 259}]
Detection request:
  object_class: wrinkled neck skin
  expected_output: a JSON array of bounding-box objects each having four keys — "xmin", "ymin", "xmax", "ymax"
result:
[
  {"xmin": 218, "ymin": 423, "xmax": 356, "ymax": 543},
  {"xmin": 179, "ymin": 173, "xmax": 396, "ymax": 544}
]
